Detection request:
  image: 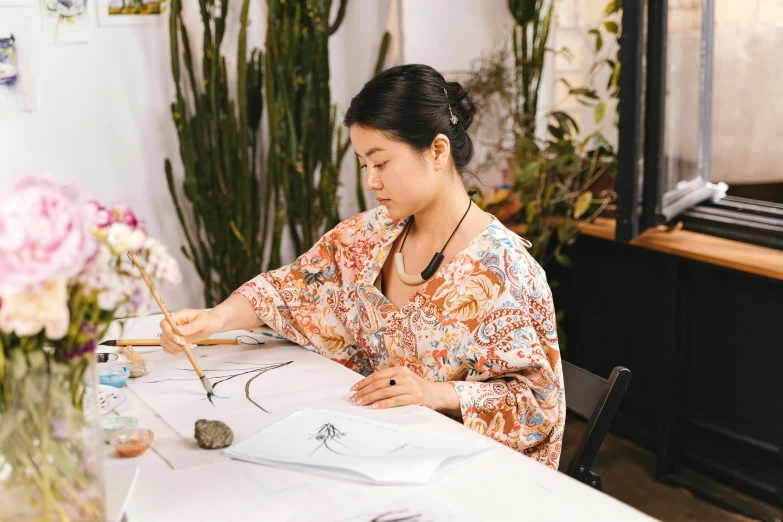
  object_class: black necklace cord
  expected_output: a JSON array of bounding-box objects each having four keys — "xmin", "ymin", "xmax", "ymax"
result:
[{"xmin": 399, "ymin": 191, "xmax": 476, "ymax": 280}]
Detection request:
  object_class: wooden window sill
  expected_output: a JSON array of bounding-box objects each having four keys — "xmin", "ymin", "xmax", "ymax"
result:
[{"xmin": 510, "ymin": 217, "xmax": 783, "ymax": 281}]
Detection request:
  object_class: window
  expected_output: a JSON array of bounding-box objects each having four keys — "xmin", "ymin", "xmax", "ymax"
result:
[{"xmin": 615, "ymin": 0, "xmax": 783, "ymax": 249}]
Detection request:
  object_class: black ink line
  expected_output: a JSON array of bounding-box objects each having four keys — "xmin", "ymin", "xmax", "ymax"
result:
[
  {"xmin": 146, "ymin": 361, "xmax": 293, "ymax": 413},
  {"xmin": 310, "ymin": 423, "xmax": 350, "ymax": 456},
  {"xmin": 235, "ymin": 335, "xmax": 265, "ymax": 345},
  {"xmin": 371, "ymin": 512, "xmax": 428, "ymax": 522},
  {"xmin": 245, "ymin": 371, "xmax": 270, "ymax": 413}
]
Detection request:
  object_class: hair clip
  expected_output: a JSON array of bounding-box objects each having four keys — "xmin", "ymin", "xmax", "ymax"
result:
[{"xmin": 444, "ymin": 88, "xmax": 458, "ymax": 125}]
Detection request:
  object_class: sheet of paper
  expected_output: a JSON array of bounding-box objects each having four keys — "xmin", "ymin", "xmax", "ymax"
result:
[
  {"xmin": 126, "ymin": 461, "xmax": 307, "ymax": 522},
  {"xmin": 127, "ymin": 342, "xmax": 328, "ymax": 440},
  {"xmin": 224, "ymin": 409, "xmax": 488, "ymax": 485},
  {"xmin": 105, "ymin": 465, "xmax": 140, "ymax": 522}
]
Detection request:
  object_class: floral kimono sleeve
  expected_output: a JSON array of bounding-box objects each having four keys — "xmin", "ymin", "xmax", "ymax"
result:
[
  {"xmin": 232, "ymin": 227, "xmax": 359, "ymax": 365},
  {"xmin": 448, "ymin": 261, "xmax": 565, "ymax": 469}
]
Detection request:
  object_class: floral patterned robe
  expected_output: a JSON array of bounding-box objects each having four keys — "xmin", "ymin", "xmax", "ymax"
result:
[{"xmin": 235, "ymin": 206, "xmax": 565, "ymax": 469}]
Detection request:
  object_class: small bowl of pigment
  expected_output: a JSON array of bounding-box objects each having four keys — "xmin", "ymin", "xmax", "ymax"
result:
[
  {"xmin": 97, "ymin": 352, "xmax": 130, "ymax": 388},
  {"xmin": 110, "ymin": 428, "xmax": 154, "ymax": 458},
  {"xmin": 101, "ymin": 416, "xmax": 139, "ymax": 443}
]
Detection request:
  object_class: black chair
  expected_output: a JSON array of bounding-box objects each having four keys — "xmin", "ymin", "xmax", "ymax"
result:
[{"xmin": 563, "ymin": 361, "xmax": 632, "ymax": 491}]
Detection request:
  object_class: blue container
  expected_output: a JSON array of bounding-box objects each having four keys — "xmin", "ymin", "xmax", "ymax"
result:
[{"xmin": 97, "ymin": 353, "xmax": 130, "ymax": 388}]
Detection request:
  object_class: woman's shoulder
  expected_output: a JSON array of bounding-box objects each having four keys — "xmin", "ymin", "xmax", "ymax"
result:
[
  {"xmin": 481, "ymin": 219, "xmax": 546, "ymax": 276},
  {"xmin": 333, "ymin": 206, "xmax": 403, "ymax": 238}
]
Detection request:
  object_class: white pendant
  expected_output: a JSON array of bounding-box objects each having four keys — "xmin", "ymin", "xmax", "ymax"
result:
[{"xmin": 394, "ymin": 253, "xmax": 426, "ymax": 286}]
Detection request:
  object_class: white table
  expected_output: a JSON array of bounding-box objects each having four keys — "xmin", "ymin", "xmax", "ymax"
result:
[{"xmin": 101, "ymin": 316, "xmax": 657, "ymax": 522}]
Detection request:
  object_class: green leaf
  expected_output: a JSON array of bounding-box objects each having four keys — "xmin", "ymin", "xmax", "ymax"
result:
[
  {"xmin": 589, "ymin": 28, "xmax": 603, "ymax": 52},
  {"xmin": 569, "ymin": 88, "xmax": 599, "ymax": 100},
  {"xmin": 610, "ymin": 61, "xmax": 621, "ymax": 89},
  {"xmin": 516, "ymin": 162, "xmax": 541, "ymax": 186},
  {"xmin": 544, "ymin": 153, "xmax": 573, "ymax": 171},
  {"xmin": 604, "ymin": 21, "xmax": 619, "ymax": 34},
  {"xmin": 557, "ymin": 220, "xmax": 569, "ymax": 242},
  {"xmin": 526, "ymin": 201, "xmax": 537, "ymax": 224},
  {"xmin": 574, "ymin": 191, "xmax": 593, "ymax": 219},
  {"xmin": 594, "ymin": 101, "xmax": 607, "ymax": 123},
  {"xmin": 543, "ymin": 184, "xmax": 556, "ymax": 209},
  {"xmin": 555, "ymin": 252, "xmax": 573, "ymax": 267},
  {"xmin": 606, "ymin": 0, "xmax": 622, "ymax": 15},
  {"xmin": 516, "ymin": 136, "xmax": 540, "ymax": 154},
  {"xmin": 552, "ymin": 111, "xmax": 580, "ymax": 136}
]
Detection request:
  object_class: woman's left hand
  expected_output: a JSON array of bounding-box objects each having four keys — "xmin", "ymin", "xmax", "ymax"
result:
[{"xmin": 349, "ymin": 366, "xmax": 459, "ymax": 414}]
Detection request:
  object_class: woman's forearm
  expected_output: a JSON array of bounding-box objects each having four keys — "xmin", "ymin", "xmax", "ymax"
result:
[
  {"xmin": 210, "ymin": 293, "xmax": 263, "ymax": 332},
  {"xmin": 432, "ymin": 382, "xmax": 462, "ymax": 417}
]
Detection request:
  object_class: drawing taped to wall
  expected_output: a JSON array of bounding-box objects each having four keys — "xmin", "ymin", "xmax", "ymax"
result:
[
  {"xmin": 0, "ymin": 13, "xmax": 36, "ymax": 112},
  {"xmin": 41, "ymin": 0, "xmax": 94, "ymax": 44}
]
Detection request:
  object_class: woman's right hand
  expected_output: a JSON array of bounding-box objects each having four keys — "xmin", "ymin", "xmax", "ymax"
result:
[{"xmin": 159, "ymin": 309, "xmax": 224, "ymax": 355}]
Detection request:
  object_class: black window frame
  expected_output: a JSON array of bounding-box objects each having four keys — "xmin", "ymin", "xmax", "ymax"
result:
[{"xmin": 616, "ymin": 0, "xmax": 783, "ymax": 250}]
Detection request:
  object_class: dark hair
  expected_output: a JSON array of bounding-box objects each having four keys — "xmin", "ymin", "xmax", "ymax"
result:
[{"xmin": 343, "ymin": 64, "xmax": 477, "ymax": 175}]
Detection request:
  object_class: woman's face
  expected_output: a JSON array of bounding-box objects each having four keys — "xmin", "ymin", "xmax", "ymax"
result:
[{"xmin": 350, "ymin": 125, "xmax": 445, "ymax": 220}]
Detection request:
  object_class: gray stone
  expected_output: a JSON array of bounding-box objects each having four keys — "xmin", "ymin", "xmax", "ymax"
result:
[{"xmin": 194, "ymin": 419, "xmax": 233, "ymax": 449}]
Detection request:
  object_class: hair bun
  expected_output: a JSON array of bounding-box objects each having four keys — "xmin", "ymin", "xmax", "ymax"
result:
[{"xmin": 446, "ymin": 81, "xmax": 476, "ymax": 129}]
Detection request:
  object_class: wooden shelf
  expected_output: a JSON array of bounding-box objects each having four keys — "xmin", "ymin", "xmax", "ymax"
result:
[{"xmin": 510, "ymin": 217, "xmax": 783, "ymax": 281}]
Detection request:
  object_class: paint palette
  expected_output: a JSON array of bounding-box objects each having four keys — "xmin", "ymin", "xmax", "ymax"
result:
[{"xmin": 85, "ymin": 385, "xmax": 127, "ymax": 416}]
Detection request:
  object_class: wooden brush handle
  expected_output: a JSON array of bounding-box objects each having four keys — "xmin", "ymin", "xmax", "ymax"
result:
[
  {"xmin": 113, "ymin": 339, "xmax": 239, "ymax": 346},
  {"xmin": 128, "ymin": 252, "xmax": 205, "ymax": 379}
]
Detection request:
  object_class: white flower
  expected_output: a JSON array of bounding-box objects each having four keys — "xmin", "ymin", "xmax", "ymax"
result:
[
  {"xmin": 0, "ymin": 278, "xmax": 70, "ymax": 339},
  {"xmin": 126, "ymin": 229, "xmax": 147, "ymax": 252},
  {"xmin": 106, "ymin": 223, "xmax": 147, "ymax": 254},
  {"xmin": 142, "ymin": 237, "xmax": 182, "ymax": 286}
]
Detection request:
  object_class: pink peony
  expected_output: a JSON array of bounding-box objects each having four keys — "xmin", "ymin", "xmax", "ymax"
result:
[
  {"xmin": 0, "ymin": 178, "xmax": 98, "ymax": 296},
  {"xmin": 86, "ymin": 200, "xmax": 115, "ymax": 229}
]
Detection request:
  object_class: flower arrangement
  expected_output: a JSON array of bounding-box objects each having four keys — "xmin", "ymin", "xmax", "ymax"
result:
[{"xmin": 0, "ymin": 177, "xmax": 180, "ymax": 521}]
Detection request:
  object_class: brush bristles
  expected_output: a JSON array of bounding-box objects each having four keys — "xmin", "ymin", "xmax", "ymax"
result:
[{"xmin": 200, "ymin": 375, "xmax": 214, "ymax": 395}]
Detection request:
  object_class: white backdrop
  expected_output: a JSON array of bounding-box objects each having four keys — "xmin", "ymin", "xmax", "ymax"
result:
[{"xmin": 0, "ymin": 0, "xmax": 572, "ymax": 310}]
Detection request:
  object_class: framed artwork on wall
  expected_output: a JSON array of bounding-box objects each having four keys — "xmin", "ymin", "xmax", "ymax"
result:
[{"xmin": 97, "ymin": 0, "xmax": 162, "ymax": 27}]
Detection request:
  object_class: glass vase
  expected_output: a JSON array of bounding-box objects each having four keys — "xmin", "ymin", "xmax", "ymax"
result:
[{"xmin": 0, "ymin": 348, "xmax": 106, "ymax": 521}]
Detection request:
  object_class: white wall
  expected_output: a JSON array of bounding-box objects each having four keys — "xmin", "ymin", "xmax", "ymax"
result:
[{"xmin": 0, "ymin": 0, "xmax": 518, "ymax": 310}]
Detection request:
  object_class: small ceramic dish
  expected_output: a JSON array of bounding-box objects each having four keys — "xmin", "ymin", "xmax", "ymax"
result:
[
  {"xmin": 101, "ymin": 416, "xmax": 139, "ymax": 443},
  {"xmin": 110, "ymin": 428, "xmax": 154, "ymax": 458},
  {"xmin": 97, "ymin": 353, "xmax": 130, "ymax": 388}
]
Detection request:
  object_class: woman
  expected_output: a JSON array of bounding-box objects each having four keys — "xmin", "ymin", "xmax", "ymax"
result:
[{"xmin": 161, "ymin": 64, "xmax": 565, "ymax": 469}]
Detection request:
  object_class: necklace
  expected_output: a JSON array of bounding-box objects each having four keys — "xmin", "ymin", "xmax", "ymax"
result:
[{"xmin": 394, "ymin": 191, "xmax": 476, "ymax": 286}]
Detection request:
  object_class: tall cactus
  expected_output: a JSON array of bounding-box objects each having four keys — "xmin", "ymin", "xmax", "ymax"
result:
[
  {"xmin": 264, "ymin": 0, "xmax": 350, "ymax": 269},
  {"xmin": 165, "ymin": 0, "xmax": 265, "ymax": 306}
]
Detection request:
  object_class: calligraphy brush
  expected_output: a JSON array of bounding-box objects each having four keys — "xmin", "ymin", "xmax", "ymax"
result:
[{"xmin": 127, "ymin": 252, "xmax": 215, "ymax": 406}]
